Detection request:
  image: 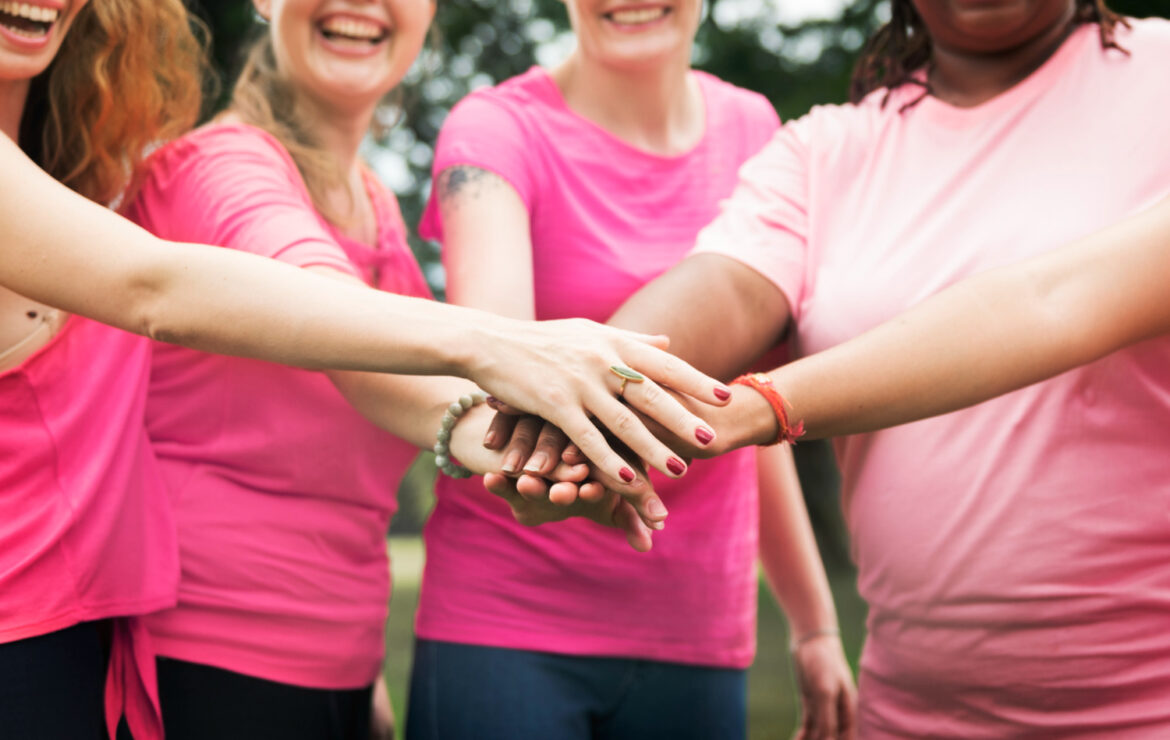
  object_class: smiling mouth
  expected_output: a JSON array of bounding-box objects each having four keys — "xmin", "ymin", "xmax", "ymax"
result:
[
  {"xmin": 317, "ymin": 15, "xmax": 389, "ymax": 46},
  {"xmin": 605, "ymin": 6, "xmax": 672, "ymax": 26},
  {"xmin": 0, "ymin": 1, "xmax": 60, "ymax": 39}
]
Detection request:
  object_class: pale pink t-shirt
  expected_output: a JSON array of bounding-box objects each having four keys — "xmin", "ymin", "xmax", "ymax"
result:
[
  {"xmin": 417, "ymin": 68, "xmax": 779, "ymax": 669},
  {"xmin": 694, "ymin": 20, "xmax": 1170, "ymax": 737},
  {"xmin": 125, "ymin": 123, "xmax": 431, "ymax": 689},
  {"xmin": 0, "ymin": 317, "xmax": 177, "ymax": 738}
]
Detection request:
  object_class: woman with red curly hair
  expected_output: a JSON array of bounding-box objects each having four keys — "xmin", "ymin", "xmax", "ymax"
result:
[{"xmin": 0, "ymin": 1, "xmax": 730, "ymax": 737}]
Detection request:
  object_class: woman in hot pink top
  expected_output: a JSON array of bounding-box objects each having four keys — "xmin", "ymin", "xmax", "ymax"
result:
[
  {"xmin": 412, "ymin": 1, "xmax": 855, "ymax": 737},
  {"xmin": 569, "ymin": 2, "xmax": 1170, "ymax": 736},
  {"xmin": 123, "ymin": 2, "xmax": 678, "ymax": 738}
]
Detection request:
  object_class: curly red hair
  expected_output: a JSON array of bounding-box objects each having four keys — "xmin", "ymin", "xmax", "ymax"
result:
[{"xmin": 18, "ymin": 0, "xmax": 208, "ymax": 204}]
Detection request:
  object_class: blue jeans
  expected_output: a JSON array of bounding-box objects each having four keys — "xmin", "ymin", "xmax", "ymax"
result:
[{"xmin": 406, "ymin": 638, "xmax": 746, "ymax": 740}]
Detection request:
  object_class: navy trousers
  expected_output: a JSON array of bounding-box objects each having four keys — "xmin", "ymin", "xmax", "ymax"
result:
[{"xmin": 406, "ymin": 638, "xmax": 747, "ymax": 740}]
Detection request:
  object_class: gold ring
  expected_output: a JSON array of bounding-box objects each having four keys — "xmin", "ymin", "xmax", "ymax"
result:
[{"xmin": 610, "ymin": 365, "xmax": 644, "ymax": 399}]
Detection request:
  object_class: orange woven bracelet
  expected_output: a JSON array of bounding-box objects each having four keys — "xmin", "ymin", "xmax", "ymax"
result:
[{"xmin": 731, "ymin": 372, "xmax": 805, "ymax": 446}]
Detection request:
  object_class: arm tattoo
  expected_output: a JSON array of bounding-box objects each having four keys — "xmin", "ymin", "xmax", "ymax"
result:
[{"xmin": 437, "ymin": 166, "xmax": 498, "ymax": 205}]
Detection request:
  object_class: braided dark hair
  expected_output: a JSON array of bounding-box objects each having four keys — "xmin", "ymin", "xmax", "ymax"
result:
[{"xmin": 849, "ymin": 0, "xmax": 1130, "ymax": 106}]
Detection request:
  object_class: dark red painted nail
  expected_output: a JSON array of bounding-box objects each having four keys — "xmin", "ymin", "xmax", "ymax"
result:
[
  {"xmin": 713, "ymin": 387, "xmax": 731, "ymax": 401},
  {"xmin": 666, "ymin": 457, "xmax": 686, "ymax": 476},
  {"xmin": 695, "ymin": 427, "xmax": 714, "ymax": 445},
  {"xmin": 619, "ymin": 467, "xmax": 636, "ymax": 483}
]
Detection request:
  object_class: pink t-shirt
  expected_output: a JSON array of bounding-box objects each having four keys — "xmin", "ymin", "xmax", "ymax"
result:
[
  {"xmin": 417, "ymin": 68, "xmax": 780, "ymax": 669},
  {"xmin": 694, "ymin": 20, "xmax": 1170, "ymax": 736},
  {"xmin": 0, "ymin": 319, "xmax": 177, "ymax": 640},
  {"xmin": 125, "ymin": 123, "xmax": 431, "ymax": 689},
  {"xmin": 0, "ymin": 317, "xmax": 176, "ymax": 738}
]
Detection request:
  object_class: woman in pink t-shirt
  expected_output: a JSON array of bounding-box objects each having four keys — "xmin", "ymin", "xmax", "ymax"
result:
[
  {"xmin": 0, "ymin": 1, "xmax": 733, "ymax": 738},
  {"xmin": 513, "ymin": 0, "xmax": 1170, "ymax": 736},
  {"xmin": 123, "ymin": 1, "xmax": 719, "ymax": 738},
  {"xmin": 413, "ymin": 1, "xmax": 856, "ymax": 738}
]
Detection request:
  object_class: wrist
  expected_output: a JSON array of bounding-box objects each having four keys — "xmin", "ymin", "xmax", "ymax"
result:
[
  {"xmin": 789, "ymin": 626, "xmax": 841, "ymax": 652},
  {"xmin": 730, "ymin": 372, "xmax": 804, "ymax": 445},
  {"xmin": 717, "ymin": 385, "xmax": 780, "ymax": 451}
]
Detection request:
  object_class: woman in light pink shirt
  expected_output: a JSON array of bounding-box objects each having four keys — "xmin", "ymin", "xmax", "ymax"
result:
[
  {"xmin": 0, "ymin": 1, "xmax": 731, "ymax": 737},
  {"xmin": 513, "ymin": 0, "xmax": 1170, "ymax": 736},
  {"xmin": 414, "ymin": 1, "xmax": 856, "ymax": 738}
]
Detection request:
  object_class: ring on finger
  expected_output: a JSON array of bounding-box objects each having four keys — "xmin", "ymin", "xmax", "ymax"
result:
[{"xmin": 610, "ymin": 365, "xmax": 645, "ymax": 399}]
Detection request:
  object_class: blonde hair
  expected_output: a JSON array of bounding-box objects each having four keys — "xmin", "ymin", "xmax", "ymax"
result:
[
  {"xmin": 230, "ymin": 33, "xmax": 349, "ymax": 224},
  {"xmin": 19, "ymin": 0, "xmax": 207, "ymax": 205}
]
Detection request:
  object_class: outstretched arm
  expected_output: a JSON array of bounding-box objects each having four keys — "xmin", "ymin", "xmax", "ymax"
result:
[
  {"xmin": 766, "ymin": 193, "xmax": 1170, "ymax": 439},
  {"xmin": 0, "ymin": 133, "xmax": 729, "ymax": 493}
]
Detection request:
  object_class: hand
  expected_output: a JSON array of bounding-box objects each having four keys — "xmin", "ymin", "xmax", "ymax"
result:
[
  {"xmin": 792, "ymin": 634, "xmax": 857, "ymax": 740},
  {"xmin": 370, "ymin": 674, "xmax": 394, "ymax": 740},
  {"xmin": 481, "ymin": 410, "xmax": 669, "ymax": 529},
  {"xmin": 483, "ymin": 472, "xmax": 655, "ymax": 553},
  {"xmin": 467, "ymin": 318, "xmax": 730, "ymax": 518}
]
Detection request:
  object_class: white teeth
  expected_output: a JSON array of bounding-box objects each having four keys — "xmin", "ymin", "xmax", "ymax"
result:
[
  {"xmin": 608, "ymin": 7, "xmax": 668, "ymax": 25},
  {"xmin": 320, "ymin": 16, "xmax": 384, "ymax": 42},
  {"xmin": 0, "ymin": 1, "xmax": 60, "ymax": 24}
]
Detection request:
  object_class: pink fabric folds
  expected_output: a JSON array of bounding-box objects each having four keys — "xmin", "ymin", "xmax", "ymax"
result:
[
  {"xmin": 694, "ymin": 19, "xmax": 1170, "ymax": 736},
  {"xmin": 0, "ymin": 316, "xmax": 178, "ymax": 738},
  {"xmin": 126, "ymin": 123, "xmax": 430, "ymax": 689}
]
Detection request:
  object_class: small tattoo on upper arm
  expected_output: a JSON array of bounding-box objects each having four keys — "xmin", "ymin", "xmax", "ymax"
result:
[{"xmin": 438, "ymin": 166, "xmax": 498, "ymax": 205}]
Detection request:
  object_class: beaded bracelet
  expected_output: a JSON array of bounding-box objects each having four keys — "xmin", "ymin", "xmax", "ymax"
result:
[
  {"xmin": 730, "ymin": 372, "xmax": 805, "ymax": 445},
  {"xmin": 433, "ymin": 389, "xmax": 488, "ymax": 479}
]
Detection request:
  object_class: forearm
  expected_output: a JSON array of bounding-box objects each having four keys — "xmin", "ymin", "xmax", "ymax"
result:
[
  {"xmin": 608, "ymin": 254, "xmax": 791, "ymax": 380},
  {"xmin": 757, "ymin": 445, "xmax": 839, "ymax": 638},
  {"xmin": 770, "ymin": 195, "xmax": 1170, "ymax": 438},
  {"xmin": 2, "ymin": 139, "xmax": 495, "ymax": 376}
]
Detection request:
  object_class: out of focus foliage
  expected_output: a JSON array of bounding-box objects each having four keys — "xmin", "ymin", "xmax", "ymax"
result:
[{"xmin": 189, "ymin": 0, "xmax": 1170, "ymax": 546}]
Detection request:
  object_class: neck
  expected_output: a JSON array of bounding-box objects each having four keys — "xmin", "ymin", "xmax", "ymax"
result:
[
  {"xmin": 552, "ymin": 49, "xmax": 703, "ymax": 155},
  {"xmin": 0, "ymin": 78, "xmax": 30, "ymax": 141},
  {"xmin": 295, "ymin": 93, "xmax": 373, "ymax": 177},
  {"xmin": 928, "ymin": 9, "xmax": 1078, "ymax": 107}
]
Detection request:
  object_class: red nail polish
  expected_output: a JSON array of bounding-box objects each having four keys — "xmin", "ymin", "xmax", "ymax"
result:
[
  {"xmin": 619, "ymin": 467, "xmax": 636, "ymax": 483},
  {"xmin": 666, "ymin": 457, "xmax": 686, "ymax": 476},
  {"xmin": 695, "ymin": 427, "xmax": 714, "ymax": 445},
  {"xmin": 713, "ymin": 387, "xmax": 731, "ymax": 401}
]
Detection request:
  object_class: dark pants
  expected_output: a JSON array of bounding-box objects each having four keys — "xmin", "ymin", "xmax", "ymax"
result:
[
  {"xmin": 156, "ymin": 657, "xmax": 373, "ymax": 740},
  {"xmin": 406, "ymin": 638, "xmax": 747, "ymax": 740},
  {"xmin": 0, "ymin": 621, "xmax": 114, "ymax": 739}
]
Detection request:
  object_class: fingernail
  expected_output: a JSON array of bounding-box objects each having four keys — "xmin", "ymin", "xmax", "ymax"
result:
[
  {"xmin": 523, "ymin": 452, "xmax": 549, "ymax": 474},
  {"xmin": 502, "ymin": 451, "xmax": 522, "ymax": 474},
  {"xmin": 483, "ymin": 430, "xmax": 498, "ymax": 448},
  {"xmin": 695, "ymin": 426, "xmax": 714, "ymax": 445},
  {"xmin": 713, "ymin": 387, "xmax": 731, "ymax": 401},
  {"xmin": 619, "ymin": 467, "xmax": 636, "ymax": 483},
  {"xmin": 649, "ymin": 520, "xmax": 665, "ymax": 531},
  {"xmin": 648, "ymin": 498, "xmax": 668, "ymax": 519},
  {"xmin": 666, "ymin": 457, "xmax": 686, "ymax": 476}
]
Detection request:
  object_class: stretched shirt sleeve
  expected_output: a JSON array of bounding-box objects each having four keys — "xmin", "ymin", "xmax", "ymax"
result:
[
  {"xmin": 418, "ymin": 94, "xmax": 535, "ymax": 243},
  {"xmin": 690, "ymin": 118, "xmax": 810, "ymax": 319},
  {"xmin": 128, "ymin": 125, "xmax": 359, "ymax": 278}
]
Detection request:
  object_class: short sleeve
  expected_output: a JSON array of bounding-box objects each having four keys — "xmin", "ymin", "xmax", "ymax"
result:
[
  {"xmin": 128, "ymin": 125, "xmax": 358, "ymax": 278},
  {"xmin": 690, "ymin": 120, "xmax": 810, "ymax": 318},
  {"xmin": 418, "ymin": 93, "xmax": 535, "ymax": 242}
]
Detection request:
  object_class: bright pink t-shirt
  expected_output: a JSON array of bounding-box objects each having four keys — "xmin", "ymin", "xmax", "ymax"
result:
[
  {"xmin": 125, "ymin": 123, "xmax": 431, "ymax": 689},
  {"xmin": 0, "ymin": 319, "xmax": 175, "ymax": 641},
  {"xmin": 694, "ymin": 20, "xmax": 1170, "ymax": 736},
  {"xmin": 0, "ymin": 317, "xmax": 177, "ymax": 738},
  {"xmin": 417, "ymin": 68, "xmax": 779, "ymax": 669}
]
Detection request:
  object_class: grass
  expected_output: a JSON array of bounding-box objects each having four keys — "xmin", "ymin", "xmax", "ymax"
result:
[{"xmin": 382, "ymin": 536, "xmax": 868, "ymax": 738}]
